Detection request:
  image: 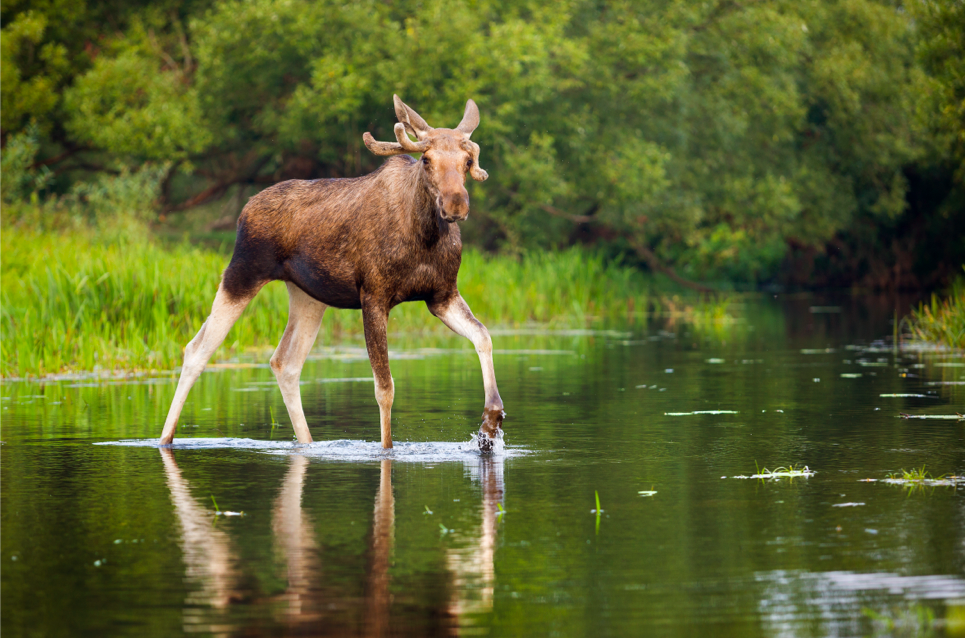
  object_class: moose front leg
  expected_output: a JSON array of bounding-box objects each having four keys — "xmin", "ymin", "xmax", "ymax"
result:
[
  {"xmin": 362, "ymin": 299, "xmax": 394, "ymax": 449},
  {"xmin": 429, "ymin": 294, "xmax": 504, "ymax": 449}
]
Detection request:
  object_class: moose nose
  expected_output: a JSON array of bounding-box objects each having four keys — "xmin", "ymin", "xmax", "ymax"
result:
[{"xmin": 442, "ymin": 191, "xmax": 470, "ymax": 221}]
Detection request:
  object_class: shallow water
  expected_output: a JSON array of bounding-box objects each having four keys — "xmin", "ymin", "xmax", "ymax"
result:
[{"xmin": 2, "ymin": 296, "xmax": 964, "ymax": 637}]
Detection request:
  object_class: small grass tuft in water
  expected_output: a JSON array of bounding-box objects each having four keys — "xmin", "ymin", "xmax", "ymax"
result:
[
  {"xmin": 638, "ymin": 486, "xmax": 657, "ymax": 497},
  {"xmin": 210, "ymin": 495, "xmax": 220, "ymax": 512},
  {"xmin": 269, "ymin": 406, "xmax": 279, "ymax": 438},
  {"xmin": 592, "ymin": 490, "xmax": 603, "ymax": 535},
  {"xmin": 887, "ymin": 465, "xmax": 940, "ymax": 482},
  {"xmin": 424, "ymin": 505, "xmax": 433, "ymax": 515}
]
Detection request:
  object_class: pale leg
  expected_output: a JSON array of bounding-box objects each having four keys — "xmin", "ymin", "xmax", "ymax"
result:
[
  {"xmin": 362, "ymin": 299, "xmax": 394, "ymax": 448},
  {"xmin": 159, "ymin": 284, "xmax": 257, "ymax": 445},
  {"xmin": 272, "ymin": 454, "xmax": 322, "ymax": 622},
  {"xmin": 270, "ymin": 283, "xmax": 326, "ymax": 444},
  {"xmin": 366, "ymin": 459, "xmax": 395, "ymax": 637},
  {"xmin": 159, "ymin": 448, "xmax": 239, "ymax": 610},
  {"xmin": 429, "ymin": 294, "xmax": 504, "ymax": 444}
]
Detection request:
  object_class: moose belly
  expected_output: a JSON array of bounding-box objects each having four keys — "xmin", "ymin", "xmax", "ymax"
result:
[{"xmin": 283, "ymin": 257, "xmax": 362, "ymax": 309}]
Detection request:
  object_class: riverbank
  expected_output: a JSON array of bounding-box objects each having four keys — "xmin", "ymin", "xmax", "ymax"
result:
[{"xmin": 1, "ymin": 229, "xmax": 661, "ymax": 378}]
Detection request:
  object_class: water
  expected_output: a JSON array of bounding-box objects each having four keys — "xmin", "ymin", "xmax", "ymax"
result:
[{"xmin": 2, "ymin": 296, "xmax": 964, "ymax": 637}]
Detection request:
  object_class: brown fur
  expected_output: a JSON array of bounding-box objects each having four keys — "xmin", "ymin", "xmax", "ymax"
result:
[
  {"xmin": 223, "ymin": 155, "xmax": 463, "ymax": 309},
  {"xmin": 160, "ymin": 97, "xmax": 503, "ymax": 449}
]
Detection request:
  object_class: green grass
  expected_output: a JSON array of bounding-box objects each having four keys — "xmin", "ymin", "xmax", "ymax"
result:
[
  {"xmin": 887, "ymin": 465, "xmax": 939, "ymax": 481},
  {"xmin": 1, "ymin": 228, "xmax": 660, "ymax": 378},
  {"xmin": 907, "ymin": 271, "xmax": 965, "ymax": 349}
]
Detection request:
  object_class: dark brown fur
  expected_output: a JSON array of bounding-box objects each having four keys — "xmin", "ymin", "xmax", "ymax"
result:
[{"xmin": 222, "ymin": 155, "xmax": 462, "ymax": 311}]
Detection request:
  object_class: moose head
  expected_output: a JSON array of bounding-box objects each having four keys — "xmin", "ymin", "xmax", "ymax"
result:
[{"xmin": 363, "ymin": 95, "xmax": 488, "ymax": 222}]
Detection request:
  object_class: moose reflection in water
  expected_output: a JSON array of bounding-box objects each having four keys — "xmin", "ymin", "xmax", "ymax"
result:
[{"xmin": 159, "ymin": 449, "xmax": 505, "ymax": 636}]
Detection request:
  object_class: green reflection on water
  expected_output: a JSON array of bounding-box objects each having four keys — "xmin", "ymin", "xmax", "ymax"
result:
[{"xmin": 2, "ymin": 297, "xmax": 963, "ymax": 637}]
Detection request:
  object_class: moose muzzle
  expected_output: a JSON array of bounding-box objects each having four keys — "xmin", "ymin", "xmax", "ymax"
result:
[{"xmin": 441, "ymin": 189, "xmax": 470, "ymax": 222}]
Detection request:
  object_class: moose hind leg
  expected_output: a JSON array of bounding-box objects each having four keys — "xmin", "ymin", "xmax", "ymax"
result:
[
  {"xmin": 361, "ymin": 300, "xmax": 394, "ymax": 449},
  {"xmin": 159, "ymin": 283, "xmax": 257, "ymax": 445},
  {"xmin": 429, "ymin": 294, "xmax": 504, "ymax": 448},
  {"xmin": 270, "ymin": 283, "xmax": 326, "ymax": 444}
]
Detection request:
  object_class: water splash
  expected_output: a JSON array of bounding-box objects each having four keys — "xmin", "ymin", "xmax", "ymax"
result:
[
  {"xmin": 95, "ymin": 430, "xmax": 526, "ymax": 464},
  {"xmin": 469, "ymin": 428, "xmax": 507, "ymax": 456}
]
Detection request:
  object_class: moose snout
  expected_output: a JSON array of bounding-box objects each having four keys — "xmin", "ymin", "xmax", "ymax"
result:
[{"xmin": 441, "ymin": 190, "xmax": 470, "ymax": 222}]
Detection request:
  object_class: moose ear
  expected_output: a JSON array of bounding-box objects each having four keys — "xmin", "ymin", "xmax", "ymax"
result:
[
  {"xmin": 393, "ymin": 95, "xmax": 432, "ymax": 140},
  {"xmin": 456, "ymin": 99, "xmax": 480, "ymax": 136}
]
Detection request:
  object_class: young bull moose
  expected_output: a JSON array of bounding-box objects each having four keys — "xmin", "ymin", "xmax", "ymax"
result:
[{"xmin": 158, "ymin": 96, "xmax": 505, "ymax": 450}]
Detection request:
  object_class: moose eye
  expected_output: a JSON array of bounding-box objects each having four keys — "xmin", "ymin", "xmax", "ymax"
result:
[
  {"xmin": 466, "ymin": 158, "xmax": 474, "ymax": 168},
  {"xmin": 422, "ymin": 156, "xmax": 430, "ymax": 166}
]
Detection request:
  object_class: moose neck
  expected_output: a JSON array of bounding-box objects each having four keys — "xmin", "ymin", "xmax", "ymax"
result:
[{"xmin": 403, "ymin": 159, "xmax": 453, "ymax": 248}]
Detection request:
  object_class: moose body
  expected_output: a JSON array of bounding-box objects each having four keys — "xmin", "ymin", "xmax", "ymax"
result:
[{"xmin": 159, "ymin": 96, "xmax": 504, "ymax": 449}]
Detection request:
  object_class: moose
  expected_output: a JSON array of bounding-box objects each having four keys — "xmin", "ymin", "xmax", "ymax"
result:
[{"xmin": 159, "ymin": 96, "xmax": 504, "ymax": 450}]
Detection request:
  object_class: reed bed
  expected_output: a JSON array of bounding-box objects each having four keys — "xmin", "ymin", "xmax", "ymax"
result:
[
  {"xmin": 907, "ymin": 271, "xmax": 965, "ymax": 350},
  {"xmin": 1, "ymin": 229, "xmax": 657, "ymax": 377}
]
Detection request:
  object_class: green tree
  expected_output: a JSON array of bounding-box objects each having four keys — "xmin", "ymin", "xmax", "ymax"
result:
[{"xmin": 3, "ymin": 0, "xmax": 959, "ymax": 286}]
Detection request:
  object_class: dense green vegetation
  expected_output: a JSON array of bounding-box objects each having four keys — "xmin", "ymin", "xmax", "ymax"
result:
[
  {"xmin": 2, "ymin": 0, "xmax": 963, "ymax": 374},
  {"xmin": 2, "ymin": 0, "xmax": 963, "ymax": 287},
  {"xmin": 0, "ymin": 226, "xmax": 659, "ymax": 377}
]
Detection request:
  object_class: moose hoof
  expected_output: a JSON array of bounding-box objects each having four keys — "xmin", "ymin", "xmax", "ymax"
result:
[
  {"xmin": 477, "ymin": 434, "xmax": 495, "ymax": 454},
  {"xmin": 477, "ymin": 406, "xmax": 505, "ymax": 453}
]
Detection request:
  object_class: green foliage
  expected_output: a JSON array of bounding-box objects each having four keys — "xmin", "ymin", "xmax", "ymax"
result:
[
  {"xmin": 0, "ymin": 124, "xmax": 52, "ymax": 203},
  {"xmin": 67, "ymin": 164, "xmax": 170, "ymax": 239},
  {"xmin": 909, "ymin": 0, "xmax": 965, "ymax": 176},
  {"xmin": 1, "ymin": 0, "xmax": 961, "ymax": 284},
  {"xmin": 0, "ymin": 10, "xmax": 69, "ymax": 132},
  {"xmin": 65, "ymin": 43, "xmax": 210, "ymax": 160}
]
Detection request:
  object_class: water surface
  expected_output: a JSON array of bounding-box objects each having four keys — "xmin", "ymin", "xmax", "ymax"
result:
[{"xmin": 3, "ymin": 296, "xmax": 964, "ymax": 636}]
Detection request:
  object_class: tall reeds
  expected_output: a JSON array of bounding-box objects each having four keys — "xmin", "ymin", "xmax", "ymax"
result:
[
  {"xmin": 1, "ymin": 230, "xmax": 656, "ymax": 377},
  {"xmin": 907, "ymin": 271, "xmax": 965, "ymax": 350}
]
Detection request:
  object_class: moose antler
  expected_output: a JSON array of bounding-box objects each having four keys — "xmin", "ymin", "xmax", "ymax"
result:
[
  {"xmin": 394, "ymin": 95, "xmax": 433, "ymax": 140},
  {"xmin": 466, "ymin": 140, "xmax": 488, "ymax": 182},
  {"xmin": 456, "ymin": 99, "xmax": 480, "ymax": 136},
  {"xmin": 362, "ymin": 123, "xmax": 430, "ymax": 156},
  {"xmin": 362, "ymin": 132, "xmax": 405, "ymax": 156},
  {"xmin": 363, "ymin": 96, "xmax": 434, "ymax": 156},
  {"xmin": 364, "ymin": 96, "xmax": 487, "ymax": 180},
  {"xmin": 393, "ymin": 123, "xmax": 429, "ymax": 152}
]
